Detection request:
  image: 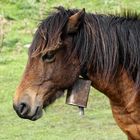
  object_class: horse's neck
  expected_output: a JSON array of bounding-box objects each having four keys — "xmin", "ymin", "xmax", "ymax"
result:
[
  {"xmin": 88, "ymin": 66, "xmax": 140, "ymax": 139},
  {"xmin": 88, "ymin": 66, "xmax": 138, "ymax": 107}
]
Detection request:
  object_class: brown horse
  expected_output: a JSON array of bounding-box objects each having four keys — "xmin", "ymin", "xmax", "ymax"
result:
[{"xmin": 13, "ymin": 7, "xmax": 140, "ymax": 140}]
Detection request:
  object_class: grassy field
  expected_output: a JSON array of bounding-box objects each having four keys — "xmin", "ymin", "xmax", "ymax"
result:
[{"xmin": 0, "ymin": 0, "xmax": 140, "ymax": 140}]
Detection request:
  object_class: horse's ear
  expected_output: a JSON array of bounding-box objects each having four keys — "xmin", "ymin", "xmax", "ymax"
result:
[{"xmin": 67, "ymin": 8, "xmax": 85, "ymax": 33}]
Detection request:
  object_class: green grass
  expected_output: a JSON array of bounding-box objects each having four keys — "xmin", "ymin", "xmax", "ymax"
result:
[
  {"xmin": 1, "ymin": 0, "xmax": 140, "ymax": 50},
  {"xmin": 0, "ymin": 0, "xmax": 140, "ymax": 139}
]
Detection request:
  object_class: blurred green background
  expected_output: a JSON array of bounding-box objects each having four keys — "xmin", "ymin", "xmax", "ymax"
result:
[{"xmin": 0, "ymin": 0, "xmax": 140, "ymax": 140}]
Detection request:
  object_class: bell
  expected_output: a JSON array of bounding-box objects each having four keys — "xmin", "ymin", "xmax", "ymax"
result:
[{"xmin": 66, "ymin": 78, "xmax": 91, "ymax": 115}]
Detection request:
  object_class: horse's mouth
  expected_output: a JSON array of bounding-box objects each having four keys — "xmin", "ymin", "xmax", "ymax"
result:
[
  {"xmin": 13, "ymin": 89, "xmax": 64, "ymax": 121},
  {"xmin": 13, "ymin": 103, "xmax": 43, "ymax": 121},
  {"xmin": 29, "ymin": 106, "xmax": 43, "ymax": 121},
  {"xmin": 25, "ymin": 107, "xmax": 43, "ymax": 121}
]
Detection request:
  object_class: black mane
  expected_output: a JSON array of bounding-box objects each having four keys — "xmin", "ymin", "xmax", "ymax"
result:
[{"xmin": 30, "ymin": 6, "xmax": 140, "ymax": 87}]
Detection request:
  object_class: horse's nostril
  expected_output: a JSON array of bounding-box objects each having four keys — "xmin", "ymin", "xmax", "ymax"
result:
[{"xmin": 18, "ymin": 102, "xmax": 29, "ymax": 116}]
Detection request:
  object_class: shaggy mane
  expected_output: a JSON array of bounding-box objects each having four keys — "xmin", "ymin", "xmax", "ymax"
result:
[{"xmin": 29, "ymin": 6, "xmax": 140, "ymax": 87}]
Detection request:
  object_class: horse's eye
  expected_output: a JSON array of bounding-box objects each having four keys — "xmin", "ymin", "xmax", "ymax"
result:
[{"xmin": 42, "ymin": 52, "xmax": 55, "ymax": 63}]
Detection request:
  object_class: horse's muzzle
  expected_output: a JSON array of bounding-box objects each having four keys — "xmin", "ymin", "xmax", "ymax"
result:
[{"xmin": 13, "ymin": 102, "xmax": 43, "ymax": 121}]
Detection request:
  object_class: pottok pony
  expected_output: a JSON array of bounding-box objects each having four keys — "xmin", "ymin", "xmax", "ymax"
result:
[{"xmin": 13, "ymin": 7, "xmax": 140, "ymax": 140}]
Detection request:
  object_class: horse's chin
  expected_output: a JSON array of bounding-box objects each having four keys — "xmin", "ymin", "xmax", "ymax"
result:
[
  {"xmin": 29, "ymin": 107, "xmax": 43, "ymax": 121},
  {"xmin": 43, "ymin": 90, "xmax": 65, "ymax": 109}
]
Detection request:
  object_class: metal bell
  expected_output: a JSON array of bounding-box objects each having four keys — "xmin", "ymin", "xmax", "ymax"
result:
[{"xmin": 66, "ymin": 78, "xmax": 91, "ymax": 115}]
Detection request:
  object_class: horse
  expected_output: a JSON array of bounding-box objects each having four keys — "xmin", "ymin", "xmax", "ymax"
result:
[{"xmin": 13, "ymin": 6, "xmax": 140, "ymax": 140}]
